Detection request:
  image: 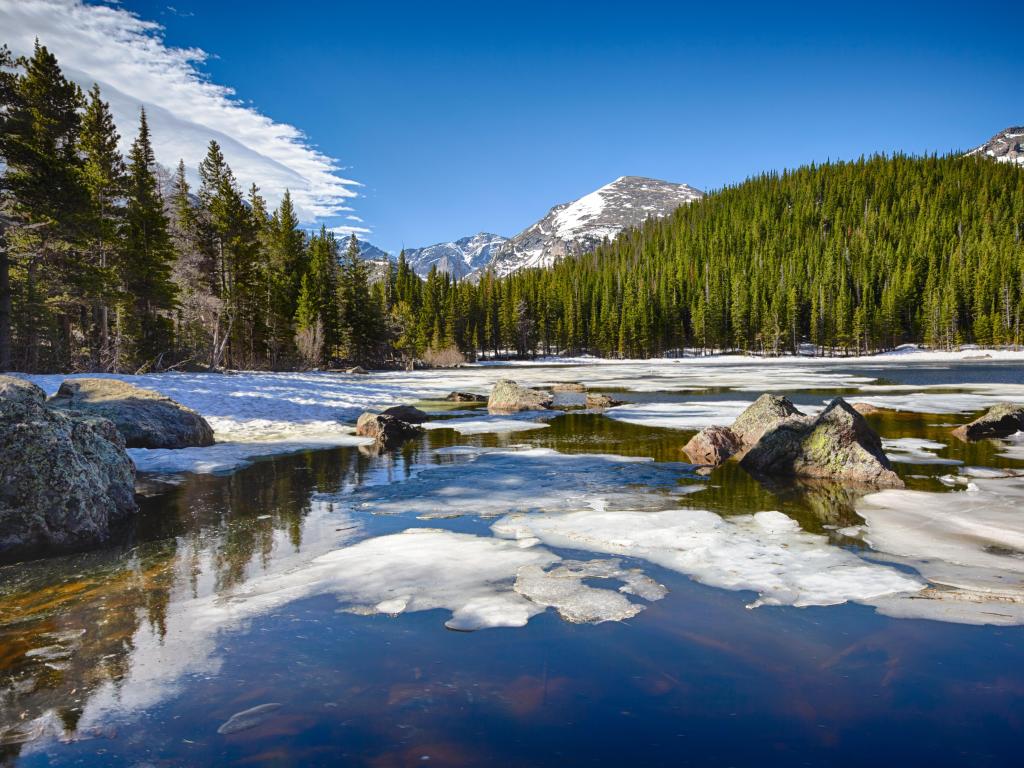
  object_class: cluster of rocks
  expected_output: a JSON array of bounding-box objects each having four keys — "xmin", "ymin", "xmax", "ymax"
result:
[
  {"xmin": 488, "ymin": 379, "xmax": 622, "ymax": 413},
  {"xmin": 684, "ymin": 394, "xmax": 904, "ymax": 487},
  {"xmin": 0, "ymin": 376, "xmax": 215, "ymax": 561},
  {"xmin": 355, "ymin": 405, "xmax": 428, "ymax": 450}
]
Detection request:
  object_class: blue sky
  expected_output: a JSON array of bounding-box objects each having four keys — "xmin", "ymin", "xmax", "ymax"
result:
[{"xmin": 7, "ymin": 1, "xmax": 1020, "ymax": 252}]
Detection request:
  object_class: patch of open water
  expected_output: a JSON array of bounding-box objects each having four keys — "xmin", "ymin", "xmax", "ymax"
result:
[{"xmin": 2, "ymin": 359, "xmax": 1024, "ymax": 766}]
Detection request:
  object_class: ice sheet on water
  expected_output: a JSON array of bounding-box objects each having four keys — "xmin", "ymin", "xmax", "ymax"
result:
[
  {"xmin": 347, "ymin": 447, "xmax": 704, "ymax": 519},
  {"xmin": 210, "ymin": 528, "xmax": 656, "ymax": 631},
  {"xmin": 848, "ymin": 392, "xmax": 1022, "ymax": 414},
  {"xmin": 604, "ymin": 401, "xmax": 754, "ymax": 430},
  {"xmin": 492, "ymin": 508, "xmax": 924, "ymax": 609},
  {"xmin": 882, "ymin": 437, "xmax": 961, "ymax": 465},
  {"xmin": 421, "ymin": 412, "xmax": 555, "ymax": 435}
]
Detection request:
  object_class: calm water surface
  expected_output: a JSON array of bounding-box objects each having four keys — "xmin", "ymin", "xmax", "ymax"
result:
[{"xmin": 1, "ymin": 360, "xmax": 1023, "ymax": 767}]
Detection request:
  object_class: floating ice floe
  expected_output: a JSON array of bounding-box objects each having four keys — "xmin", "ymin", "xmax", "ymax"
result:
[
  {"xmin": 858, "ymin": 476, "xmax": 1024, "ymax": 625},
  {"xmin": 346, "ymin": 447, "xmax": 704, "ymax": 519},
  {"xmin": 847, "ymin": 392, "xmax": 1022, "ymax": 415},
  {"xmin": 421, "ymin": 412, "xmax": 554, "ymax": 435},
  {"xmin": 604, "ymin": 401, "xmax": 754, "ymax": 430},
  {"xmin": 881, "ymin": 437, "xmax": 961, "ymax": 465},
  {"xmin": 211, "ymin": 528, "xmax": 659, "ymax": 631},
  {"xmin": 492, "ymin": 508, "xmax": 924, "ymax": 609}
]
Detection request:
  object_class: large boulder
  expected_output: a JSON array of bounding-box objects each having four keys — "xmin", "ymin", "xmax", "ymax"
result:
[
  {"xmin": 48, "ymin": 378, "xmax": 214, "ymax": 449},
  {"xmin": 0, "ymin": 375, "xmax": 46, "ymax": 405},
  {"xmin": 952, "ymin": 403, "xmax": 1024, "ymax": 441},
  {"xmin": 683, "ymin": 394, "xmax": 803, "ymax": 467},
  {"xmin": 487, "ymin": 379, "xmax": 553, "ymax": 413},
  {"xmin": 730, "ymin": 394, "xmax": 803, "ymax": 448},
  {"xmin": 740, "ymin": 398, "xmax": 903, "ymax": 487},
  {"xmin": 683, "ymin": 425, "xmax": 741, "ymax": 465},
  {"xmin": 380, "ymin": 404, "xmax": 430, "ymax": 424},
  {"xmin": 356, "ymin": 412, "xmax": 423, "ymax": 449},
  {"xmin": 0, "ymin": 396, "xmax": 137, "ymax": 560}
]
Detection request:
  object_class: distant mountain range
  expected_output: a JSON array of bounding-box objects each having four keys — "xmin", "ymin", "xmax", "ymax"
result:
[
  {"xmin": 359, "ymin": 175, "xmax": 703, "ymax": 279},
  {"xmin": 967, "ymin": 126, "xmax": 1024, "ymax": 166}
]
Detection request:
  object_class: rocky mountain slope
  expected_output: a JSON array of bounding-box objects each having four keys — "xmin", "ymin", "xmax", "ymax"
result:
[
  {"xmin": 485, "ymin": 176, "xmax": 703, "ymax": 278},
  {"xmin": 967, "ymin": 126, "xmax": 1024, "ymax": 166},
  {"xmin": 359, "ymin": 175, "xmax": 702, "ymax": 280}
]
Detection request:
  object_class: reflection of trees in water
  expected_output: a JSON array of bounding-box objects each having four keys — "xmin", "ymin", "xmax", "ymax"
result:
[{"xmin": 0, "ymin": 444, "xmax": 379, "ymax": 756}]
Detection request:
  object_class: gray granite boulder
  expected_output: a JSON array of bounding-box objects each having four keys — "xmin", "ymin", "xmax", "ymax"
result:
[
  {"xmin": 380, "ymin": 404, "xmax": 430, "ymax": 424},
  {"xmin": 740, "ymin": 398, "xmax": 903, "ymax": 487},
  {"xmin": 952, "ymin": 403, "xmax": 1024, "ymax": 441},
  {"xmin": 487, "ymin": 379, "xmax": 553, "ymax": 413},
  {"xmin": 48, "ymin": 378, "xmax": 214, "ymax": 449},
  {"xmin": 683, "ymin": 394, "xmax": 803, "ymax": 468},
  {"xmin": 356, "ymin": 412, "xmax": 423, "ymax": 449},
  {"xmin": 0, "ymin": 396, "xmax": 137, "ymax": 560},
  {"xmin": 0, "ymin": 375, "xmax": 46, "ymax": 405},
  {"xmin": 445, "ymin": 391, "xmax": 487, "ymax": 403}
]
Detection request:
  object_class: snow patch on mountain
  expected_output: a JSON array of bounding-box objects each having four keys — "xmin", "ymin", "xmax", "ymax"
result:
[
  {"xmin": 967, "ymin": 126, "xmax": 1024, "ymax": 166},
  {"xmin": 401, "ymin": 233, "xmax": 509, "ymax": 279}
]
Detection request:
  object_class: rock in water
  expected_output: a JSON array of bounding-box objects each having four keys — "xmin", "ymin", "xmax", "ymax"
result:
[
  {"xmin": 683, "ymin": 394, "xmax": 803, "ymax": 468},
  {"xmin": 356, "ymin": 412, "xmax": 423, "ymax": 449},
  {"xmin": 0, "ymin": 396, "xmax": 137, "ymax": 560},
  {"xmin": 585, "ymin": 393, "xmax": 623, "ymax": 409},
  {"xmin": 0, "ymin": 375, "xmax": 46, "ymax": 405},
  {"xmin": 49, "ymin": 379, "xmax": 214, "ymax": 449},
  {"xmin": 345, "ymin": 366, "xmax": 369, "ymax": 375},
  {"xmin": 445, "ymin": 391, "xmax": 486, "ymax": 403},
  {"xmin": 552, "ymin": 382, "xmax": 587, "ymax": 393},
  {"xmin": 683, "ymin": 425, "xmax": 741, "ymax": 465},
  {"xmin": 380, "ymin": 404, "xmax": 430, "ymax": 424},
  {"xmin": 951, "ymin": 403, "xmax": 1024, "ymax": 441},
  {"xmin": 487, "ymin": 380, "xmax": 554, "ymax": 413},
  {"xmin": 740, "ymin": 398, "xmax": 903, "ymax": 487},
  {"xmin": 216, "ymin": 703, "xmax": 282, "ymax": 735},
  {"xmin": 730, "ymin": 394, "xmax": 803, "ymax": 449}
]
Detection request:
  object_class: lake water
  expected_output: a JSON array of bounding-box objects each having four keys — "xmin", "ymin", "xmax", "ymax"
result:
[{"xmin": 2, "ymin": 358, "xmax": 1024, "ymax": 767}]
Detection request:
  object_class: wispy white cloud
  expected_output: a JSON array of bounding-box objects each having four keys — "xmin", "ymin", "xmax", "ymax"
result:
[{"xmin": 0, "ymin": 0, "xmax": 363, "ymax": 228}]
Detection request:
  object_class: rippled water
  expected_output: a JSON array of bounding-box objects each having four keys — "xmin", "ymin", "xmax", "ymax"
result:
[{"xmin": 2, "ymin": 360, "xmax": 1023, "ymax": 767}]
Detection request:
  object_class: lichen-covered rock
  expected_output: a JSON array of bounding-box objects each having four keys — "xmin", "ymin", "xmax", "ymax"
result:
[
  {"xmin": 487, "ymin": 379, "xmax": 553, "ymax": 413},
  {"xmin": 0, "ymin": 397, "xmax": 137, "ymax": 560},
  {"xmin": 356, "ymin": 412, "xmax": 423, "ymax": 449},
  {"xmin": 740, "ymin": 398, "xmax": 903, "ymax": 487},
  {"xmin": 0, "ymin": 375, "xmax": 45, "ymax": 405},
  {"xmin": 951, "ymin": 403, "xmax": 1024, "ymax": 441},
  {"xmin": 730, "ymin": 394, "xmax": 804, "ymax": 448},
  {"xmin": 380, "ymin": 404, "xmax": 430, "ymax": 424},
  {"xmin": 48, "ymin": 378, "xmax": 214, "ymax": 449},
  {"xmin": 683, "ymin": 425, "xmax": 741, "ymax": 465},
  {"xmin": 552, "ymin": 382, "xmax": 587, "ymax": 393},
  {"xmin": 585, "ymin": 393, "xmax": 623, "ymax": 409},
  {"xmin": 445, "ymin": 391, "xmax": 487, "ymax": 403}
]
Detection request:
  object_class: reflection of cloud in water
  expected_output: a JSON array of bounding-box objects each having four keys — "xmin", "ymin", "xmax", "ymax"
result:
[{"xmin": 347, "ymin": 447, "xmax": 704, "ymax": 519}]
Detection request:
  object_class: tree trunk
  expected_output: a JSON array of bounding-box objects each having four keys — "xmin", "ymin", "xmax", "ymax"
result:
[{"xmin": 0, "ymin": 243, "xmax": 10, "ymax": 372}]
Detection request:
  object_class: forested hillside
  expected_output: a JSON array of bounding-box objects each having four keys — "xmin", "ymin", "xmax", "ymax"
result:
[{"xmin": 2, "ymin": 42, "xmax": 1022, "ymax": 373}]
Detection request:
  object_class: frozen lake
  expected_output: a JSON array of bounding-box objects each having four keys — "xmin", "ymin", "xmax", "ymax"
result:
[{"xmin": 2, "ymin": 354, "xmax": 1024, "ymax": 766}]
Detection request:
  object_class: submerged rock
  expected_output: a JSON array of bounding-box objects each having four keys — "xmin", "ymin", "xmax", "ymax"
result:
[
  {"xmin": 0, "ymin": 375, "xmax": 45, "ymax": 405},
  {"xmin": 740, "ymin": 398, "xmax": 903, "ymax": 487},
  {"xmin": 49, "ymin": 378, "xmax": 214, "ymax": 449},
  {"xmin": 951, "ymin": 403, "xmax": 1024, "ymax": 441},
  {"xmin": 0, "ymin": 396, "xmax": 137, "ymax": 560},
  {"xmin": 552, "ymin": 382, "xmax": 587, "ymax": 393},
  {"xmin": 380, "ymin": 404, "xmax": 430, "ymax": 424},
  {"xmin": 852, "ymin": 402, "xmax": 886, "ymax": 416},
  {"xmin": 487, "ymin": 379, "xmax": 553, "ymax": 413},
  {"xmin": 445, "ymin": 391, "xmax": 487, "ymax": 403},
  {"xmin": 355, "ymin": 412, "xmax": 423, "ymax": 449},
  {"xmin": 683, "ymin": 425, "xmax": 741, "ymax": 465},
  {"xmin": 216, "ymin": 703, "xmax": 282, "ymax": 735}
]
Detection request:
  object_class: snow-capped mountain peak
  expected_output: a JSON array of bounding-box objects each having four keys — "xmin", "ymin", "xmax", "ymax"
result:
[
  {"xmin": 967, "ymin": 127, "xmax": 1024, "ymax": 166},
  {"xmin": 485, "ymin": 175, "xmax": 703, "ymax": 277}
]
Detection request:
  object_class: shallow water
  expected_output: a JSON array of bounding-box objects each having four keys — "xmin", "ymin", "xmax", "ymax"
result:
[{"xmin": 2, "ymin": 359, "xmax": 1024, "ymax": 766}]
